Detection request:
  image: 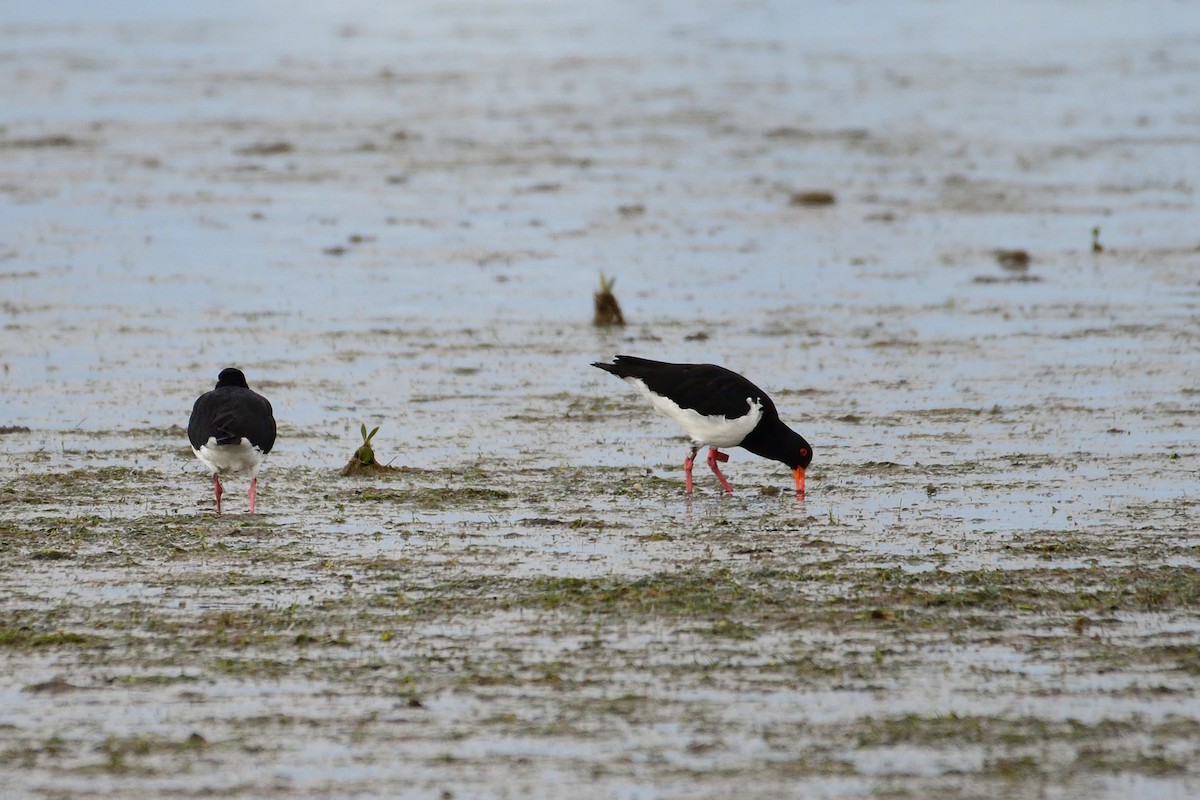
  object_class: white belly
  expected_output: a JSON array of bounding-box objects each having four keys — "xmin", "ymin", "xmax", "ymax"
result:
[
  {"xmin": 193, "ymin": 438, "xmax": 266, "ymax": 477},
  {"xmin": 628, "ymin": 378, "xmax": 763, "ymax": 448}
]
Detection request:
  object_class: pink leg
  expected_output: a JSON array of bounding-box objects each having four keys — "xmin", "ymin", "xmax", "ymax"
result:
[
  {"xmin": 213, "ymin": 473, "xmax": 223, "ymax": 514},
  {"xmin": 683, "ymin": 446, "xmax": 698, "ymax": 494},
  {"xmin": 707, "ymin": 448, "xmax": 734, "ymax": 494},
  {"xmin": 247, "ymin": 477, "xmax": 258, "ymax": 514}
]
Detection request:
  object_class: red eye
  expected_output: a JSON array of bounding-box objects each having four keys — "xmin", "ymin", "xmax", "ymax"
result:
[{"xmin": 799, "ymin": 447, "xmax": 809, "ymax": 457}]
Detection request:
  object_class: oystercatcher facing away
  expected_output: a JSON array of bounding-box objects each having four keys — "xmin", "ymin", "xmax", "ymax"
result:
[
  {"xmin": 188, "ymin": 368, "xmax": 277, "ymax": 514},
  {"xmin": 592, "ymin": 355, "xmax": 812, "ymax": 496}
]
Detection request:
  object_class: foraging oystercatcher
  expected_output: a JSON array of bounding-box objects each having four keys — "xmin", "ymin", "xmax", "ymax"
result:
[
  {"xmin": 188, "ymin": 368, "xmax": 276, "ymax": 514},
  {"xmin": 592, "ymin": 355, "xmax": 812, "ymax": 496}
]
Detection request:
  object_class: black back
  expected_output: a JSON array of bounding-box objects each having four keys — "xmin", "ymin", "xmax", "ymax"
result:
[
  {"xmin": 188, "ymin": 368, "xmax": 277, "ymax": 453},
  {"xmin": 591, "ymin": 355, "xmax": 780, "ymax": 421},
  {"xmin": 592, "ymin": 355, "xmax": 812, "ymax": 470}
]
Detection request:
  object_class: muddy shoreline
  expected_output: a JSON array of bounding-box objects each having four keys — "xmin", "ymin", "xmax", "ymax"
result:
[{"xmin": 3, "ymin": 1, "xmax": 1199, "ymax": 798}]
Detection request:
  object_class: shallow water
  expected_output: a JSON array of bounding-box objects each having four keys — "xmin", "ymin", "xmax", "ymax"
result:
[{"xmin": 2, "ymin": 0, "xmax": 1200, "ymax": 798}]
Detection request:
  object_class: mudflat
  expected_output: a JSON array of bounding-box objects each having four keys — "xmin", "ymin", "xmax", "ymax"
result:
[{"xmin": 2, "ymin": 1, "xmax": 1198, "ymax": 798}]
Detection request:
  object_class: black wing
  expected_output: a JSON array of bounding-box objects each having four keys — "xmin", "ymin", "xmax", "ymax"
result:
[
  {"xmin": 592, "ymin": 355, "xmax": 778, "ymax": 421},
  {"xmin": 188, "ymin": 387, "xmax": 276, "ymax": 453}
]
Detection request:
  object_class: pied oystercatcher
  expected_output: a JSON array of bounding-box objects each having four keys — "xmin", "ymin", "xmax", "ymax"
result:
[
  {"xmin": 188, "ymin": 368, "xmax": 277, "ymax": 514},
  {"xmin": 592, "ymin": 355, "xmax": 812, "ymax": 496}
]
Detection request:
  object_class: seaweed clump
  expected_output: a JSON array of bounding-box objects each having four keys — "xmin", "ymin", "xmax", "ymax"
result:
[
  {"xmin": 593, "ymin": 273, "xmax": 625, "ymax": 327},
  {"xmin": 341, "ymin": 424, "xmax": 405, "ymax": 476}
]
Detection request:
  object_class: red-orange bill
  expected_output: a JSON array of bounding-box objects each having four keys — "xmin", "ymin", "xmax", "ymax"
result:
[{"xmin": 793, "ymin": 466, "xmax": 806, "ymax": 498}]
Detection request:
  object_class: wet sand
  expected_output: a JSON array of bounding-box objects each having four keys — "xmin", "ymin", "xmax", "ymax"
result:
[{"xmin": 2, "ymin": 1, "xmax": 1199, "ymax": 797}]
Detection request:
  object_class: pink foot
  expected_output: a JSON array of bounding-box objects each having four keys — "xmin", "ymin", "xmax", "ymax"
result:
[
  {"xmin": 683, "ymin": 449, "xmax": 696, "ymax": 495},
  {"xmin": 213, "ymin": 473, "xmax": 224, "ymax": 514},
  {"xmin": 247, "ymin": 477, "xmax": 258, "ymax": 514},
  {"xmin": 707, "ymin": 448, "xmax": 733, "ymax": 494}
]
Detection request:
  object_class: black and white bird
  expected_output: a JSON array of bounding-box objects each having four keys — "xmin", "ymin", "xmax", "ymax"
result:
[
  {"xmin": 592, "ymin": 355, "xmax": 812, "ymax": 496},
  {"xmin": 188, "ymin": 368, "xmax": 277, "ymax": 514}
]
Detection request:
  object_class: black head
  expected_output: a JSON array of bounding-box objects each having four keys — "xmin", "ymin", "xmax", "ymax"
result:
[
  {"xmin": 741, "ymin": 424, "xmax": 813, "ymax": 496},
  {"xmin": 790, "ymin": 435, "xmax": 813, "ymax": 497},
  {"xmin": 791, "ymin": 435, "xmax": 814, "ymax": 471},
  {"xmin": 215, "ymin": 367, "xmax": 250, "ymax": 389}
]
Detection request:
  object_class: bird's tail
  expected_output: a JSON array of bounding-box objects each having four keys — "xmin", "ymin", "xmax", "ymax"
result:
[{"xmin": 591, "ymin": 354, "xmax": 665, "ymax": 379}]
